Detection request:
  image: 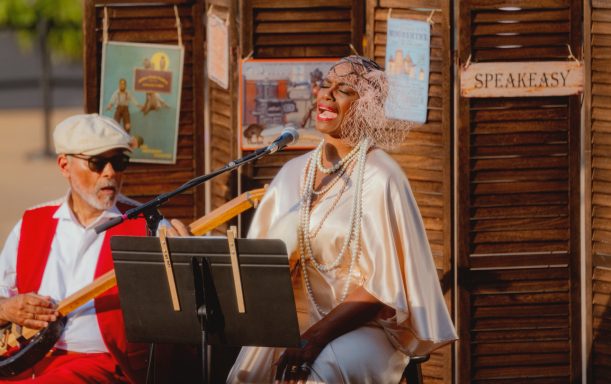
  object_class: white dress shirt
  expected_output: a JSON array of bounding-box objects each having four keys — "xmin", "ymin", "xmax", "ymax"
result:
[{"xmin": 0, "ymin": 195, "xmax": 128, "ymax": 353}]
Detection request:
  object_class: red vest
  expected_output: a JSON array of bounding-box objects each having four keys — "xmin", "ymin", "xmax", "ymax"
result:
[{"xmin": 16, "ymin": 203, "xmax": 148, "ymax": 384}]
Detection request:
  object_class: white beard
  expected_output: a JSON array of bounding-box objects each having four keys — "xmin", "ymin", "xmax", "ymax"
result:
[{"xmin": 71, "ymin": 177, "xmax": 120, "ymax": 211}]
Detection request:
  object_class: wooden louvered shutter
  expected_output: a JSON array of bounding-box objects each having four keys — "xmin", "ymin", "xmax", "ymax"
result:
[
  {"xmin": 366, "ymin": 1, "xmax": 453, "ymax": 383},
  {"xmin": 206, "ymin": 0, "xmax": 240, "ymax": 224},
  {"xmin": 588, "ymin": 1, "xmax": 611, "ymax": 382},
  {"xmin": 239, "ymin": 0, "xmax": 364, "ymax": 202},
  {"xmin": 457, "ymin": 1, "xmax": 582, "ymax": 382},
  {"xmin": 84, "ymin": 0, "xmax": 205, "ymax": 223}
]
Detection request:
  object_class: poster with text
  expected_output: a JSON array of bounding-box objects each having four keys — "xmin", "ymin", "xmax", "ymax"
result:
[
  {"xmin": 384, "ymin": 18, "xmax": 430, "ymax": 123},
  {"xmin": 99, "ymin": 41, "xmax": 184, "ymax": 164},
  {"xmin": 239, "ymin": 59, "xmax": 336, "ymax": 151}
]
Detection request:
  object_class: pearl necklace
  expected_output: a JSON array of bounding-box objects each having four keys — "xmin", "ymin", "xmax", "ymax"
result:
[
  {"xmin": 316, "ymin": 141, "xmax": 361, "ymax": 174},
  {"xmin": 298, "ymin": 139, "xmax": 369, "ymax": 316},
  {"xmin": 311, "ymin": 159, "xmax": 353, "ymax": 196},
  {"xmin": 309, "ymin": 160, "xmax": 355, "ymax": 240}
]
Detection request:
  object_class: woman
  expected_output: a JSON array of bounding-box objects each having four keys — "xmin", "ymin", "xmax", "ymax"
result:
[{"xmin": 223, "ymin": 55, "xmax": 457, "ymax": 383}]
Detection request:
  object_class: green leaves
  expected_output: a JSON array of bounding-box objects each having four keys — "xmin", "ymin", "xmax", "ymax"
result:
[{"xmin": 0, "ymin": 0, "xmax": 82, "ymax": 60}]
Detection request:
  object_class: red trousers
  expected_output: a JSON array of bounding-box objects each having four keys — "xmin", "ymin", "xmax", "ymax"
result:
[{"xmin": 0, "ymin": 351, "xmax": 126, "ymax": 384}]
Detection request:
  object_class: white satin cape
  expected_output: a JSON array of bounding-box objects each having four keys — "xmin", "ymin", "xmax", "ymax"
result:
[{"xmin": 227, "ymin": 149, "xmax": 457, "ymax": 383}]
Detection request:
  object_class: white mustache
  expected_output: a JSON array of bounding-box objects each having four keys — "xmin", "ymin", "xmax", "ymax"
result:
[{"xmin": 96, "ymin": 180, "xmax": 118, "ymax": 193}]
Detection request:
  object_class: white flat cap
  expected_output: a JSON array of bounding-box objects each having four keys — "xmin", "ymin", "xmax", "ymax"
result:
[{"xmin": 54, "ymin": 113, "xmax": 132, "ymax": 156}]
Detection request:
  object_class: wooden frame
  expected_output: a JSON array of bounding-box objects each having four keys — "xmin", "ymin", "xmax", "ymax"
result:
[{"xmin": 457, "ymin": 1, "xmax": 583, "ymax": 382}]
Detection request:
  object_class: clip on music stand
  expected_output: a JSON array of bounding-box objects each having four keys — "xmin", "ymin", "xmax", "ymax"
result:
[{"xmin": 110, "ymin": 235, "xmax": 301, "ymax": 384}]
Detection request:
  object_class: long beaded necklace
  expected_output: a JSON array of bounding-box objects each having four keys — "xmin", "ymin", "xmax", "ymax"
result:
[
  {"xmin": 316, "ymin": 141, "xmax": 361, "ymax": 174},
  {"xmin": 298, "ymin": 138, "xmax": 370, "ymax": 316},
  {"xmin": 311, "ymin": 159, "xmax": 352, "ymax": 196},
  {"xmin": 308, "ymin": 160, "xmax": 355, "ymax": 240}
]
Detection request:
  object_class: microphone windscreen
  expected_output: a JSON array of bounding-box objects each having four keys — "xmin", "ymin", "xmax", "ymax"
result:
[{"xmin": 283, "ymin": 127, "xmax": 299, "ymax": 144}]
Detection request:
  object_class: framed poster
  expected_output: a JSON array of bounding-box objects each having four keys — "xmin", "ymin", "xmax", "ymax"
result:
[
  {"xmin": 100, "ymin": 41, "xmax": 184, "ymax": 164},
  {"xmin": 384, "ymin": 18, "xmax": 431, "ymax": 123},
  {"xmin": 239, "ymin": 58, "xmax": 337, "ymax": 151}
]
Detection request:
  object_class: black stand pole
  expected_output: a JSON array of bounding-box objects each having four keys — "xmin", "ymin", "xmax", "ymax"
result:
[
  {"xmin": 145, "ymin": 343, "xmax": 156, "ymax": 384},
  {"xmin": 192, "ymin": 257, "xmax": 223, "ymax": 384},
  {"xmin": 137, "ymin": 207, "xmax": 165, "ymax": 384}
]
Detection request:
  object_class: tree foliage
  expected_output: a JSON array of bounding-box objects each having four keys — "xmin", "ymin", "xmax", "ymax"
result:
[{"xmin": 0, "ymin": 0, "xmax": 82, "ymax": 61}]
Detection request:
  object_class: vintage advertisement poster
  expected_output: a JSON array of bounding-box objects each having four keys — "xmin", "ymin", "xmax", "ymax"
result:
[
  {"xmin": 99, "ymin": 41, "xmax": 184, "ymax": 164},
  {"xmin": 384, "ymin": 17, "xmax": 431, "ymax": 124},
  {"xmin": 207, "ymin": 12, "xmax": 229, "ymax": 89},
  {"xmin": 239, "ymin": 59, "xmax": 336, "ymax": 151},
  {"xmin": 460, "ymin": 61, "xmax": 584, "ymax": 98}
]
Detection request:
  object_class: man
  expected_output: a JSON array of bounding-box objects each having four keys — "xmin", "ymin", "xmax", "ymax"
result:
[
  {"xmin": 106, "ymin": 78, "xmax": 141, "ymax": 133},
  {"xmin": 0, "ymin": 114, "xmax": 148, "ymax": 383}
]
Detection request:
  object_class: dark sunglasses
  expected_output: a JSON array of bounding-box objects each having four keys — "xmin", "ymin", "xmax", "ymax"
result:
[{"xmin": 69, "ymin": 153, "xmax": 130, "ymax": 173}]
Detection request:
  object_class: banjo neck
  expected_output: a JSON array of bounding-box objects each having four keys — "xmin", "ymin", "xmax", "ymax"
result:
[{"xmin": 57, "ymin": 270, "xmax": 116, "ymax": 317}]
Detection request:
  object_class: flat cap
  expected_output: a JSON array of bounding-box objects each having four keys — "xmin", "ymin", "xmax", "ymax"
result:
[{"xmin": 54, "ymin": 113, "xmax": 132, "ymax": 156}]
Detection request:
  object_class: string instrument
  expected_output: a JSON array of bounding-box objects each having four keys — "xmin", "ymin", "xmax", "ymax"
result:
[
  {"xmin": 0, "ymin": 187, "xmax": 266, "ymax": 377},
  {"xmin": 188, "ymin": 187, "xmax": 266, "ymax": 235}
]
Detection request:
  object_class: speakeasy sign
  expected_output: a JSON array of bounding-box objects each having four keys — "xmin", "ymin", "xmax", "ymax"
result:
[{"xmin": 460, "ymin": 61, "xmax": 584, "ymax": 98}]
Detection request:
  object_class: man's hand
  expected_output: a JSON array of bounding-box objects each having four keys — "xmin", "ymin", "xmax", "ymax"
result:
[
  {"xmin": 166, "ymin": 219, "xmax": 192, "ymax": 237},
  {"xmin": 0, "ymin": 293, "xmax": 58, "ymax": 330}
]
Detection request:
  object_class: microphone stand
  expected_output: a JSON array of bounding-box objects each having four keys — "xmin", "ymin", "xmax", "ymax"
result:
[{"xmin": 95, "ymin": 145, "xmax": 272, "ymax": 235}]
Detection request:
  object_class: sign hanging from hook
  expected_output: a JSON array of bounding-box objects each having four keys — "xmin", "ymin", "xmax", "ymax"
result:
[{"xmin": 207, "ymin": 5, "xmax": 230, "ymax": 89}]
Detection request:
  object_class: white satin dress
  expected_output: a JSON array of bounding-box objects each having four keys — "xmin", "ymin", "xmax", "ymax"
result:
[{"xmin": 227, "ymin": 149, "xmax": 457, "ymax": 383}]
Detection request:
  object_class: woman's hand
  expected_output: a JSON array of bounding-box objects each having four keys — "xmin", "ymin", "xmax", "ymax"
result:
[
  {"xmin": 274, "ymin": 339, "xmax": 324, "ymax": 383},
  {"xmin": 0, "ymin": 293, "xmax": 58, "ymax": 329},
  {"xmin": 273, "ymin": 286, "xmax": 388, "ymax": 383}
]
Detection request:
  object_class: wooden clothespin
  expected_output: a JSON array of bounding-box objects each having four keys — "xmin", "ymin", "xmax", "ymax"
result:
[
  {"xmin": 427, "ymin": 9, "xmax": 436, "ymax": 25},
  {"xmin": 159, "ymin": 227, "xmax": 181, "ymax": 311},
  {"xmin": 566, "ymin": 44, "xmax": 580, "ymax": 64},
  {"xmin": 227, "ymin": 226, "xmax": 246, "ymax": 313}
]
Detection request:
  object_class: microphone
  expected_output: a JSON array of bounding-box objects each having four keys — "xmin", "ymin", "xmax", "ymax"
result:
[{"xmin": 266, "ymin": 128, "xmax": 299, "ymax": 154}]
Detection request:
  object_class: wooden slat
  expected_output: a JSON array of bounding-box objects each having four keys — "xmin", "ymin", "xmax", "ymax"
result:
[
  {"xmin": 473, "ymin": 8, "xmax": 568, "ymax": 23},
  {"xmin": 473, "ymin": 34, "xmax": 568, "ymax": 49},
  {"xmin": 467, "ymin": 0, "xmax": 570, "ymax": 8},
  {"xmin": 255, "ymin": 21, "xmax": 351, "ymax": 34},
  {"xmin": 255, "ymin": 33, "xmax": 350, "ymax": 46},
  {"xmin": 248, "ymin": 0, "xmax": 352, "ymax": 7},
  {"xmin": 256, "ymin": 9, "xmax": 351, "ymax": 21},
  {"xmin": 473, "ymin": 22, "xmax": 570, "ymax": 37}
]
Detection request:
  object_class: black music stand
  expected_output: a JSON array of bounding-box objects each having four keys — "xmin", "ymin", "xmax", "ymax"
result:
[{"xmin": 110, "ymin": 236, "xmax": 301, "ymax": 384}]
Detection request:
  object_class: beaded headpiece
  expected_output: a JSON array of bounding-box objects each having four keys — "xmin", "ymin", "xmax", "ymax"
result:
[
  {"xmin": 326, "ymin": 55, "xmax": 413, "ymax": 150},
  {"xmin": 328, "ymin": 55, "xmax": 382, "ymax": 83}
]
